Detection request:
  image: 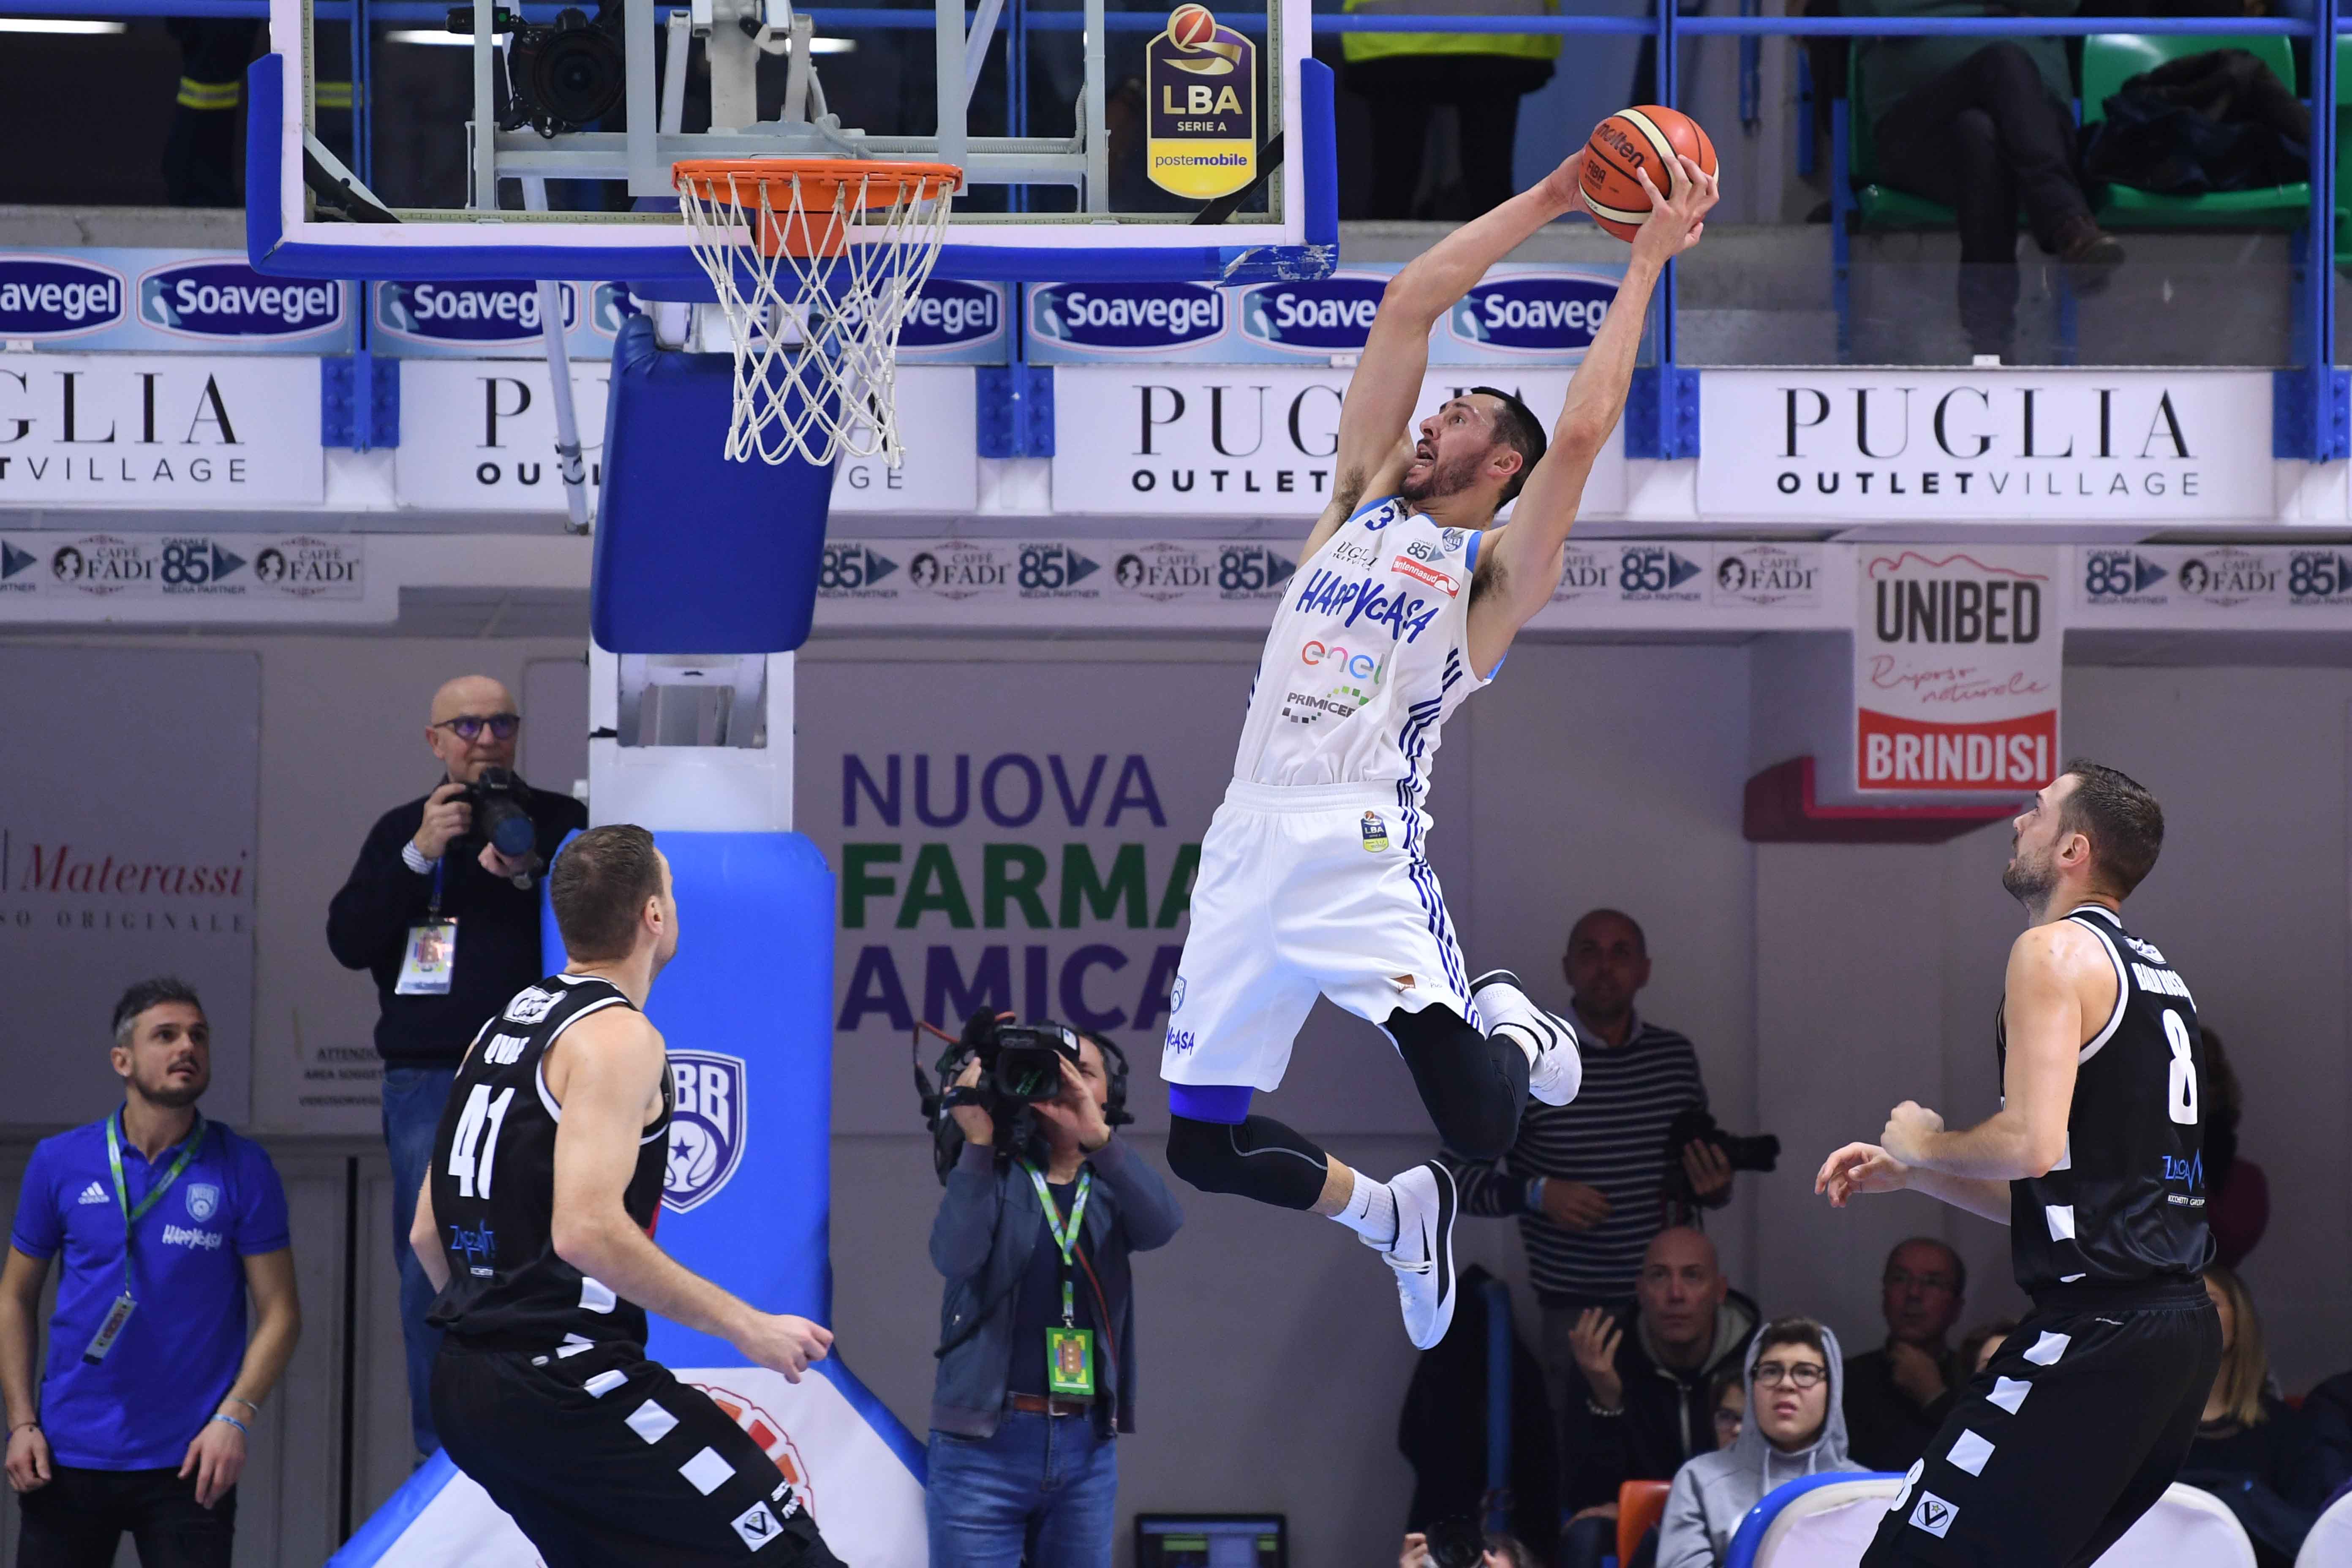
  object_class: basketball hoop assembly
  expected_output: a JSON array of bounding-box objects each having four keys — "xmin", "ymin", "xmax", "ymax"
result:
[{"xmin": 674, "ymin": 158, "xmax": 963, "ymax": 468}]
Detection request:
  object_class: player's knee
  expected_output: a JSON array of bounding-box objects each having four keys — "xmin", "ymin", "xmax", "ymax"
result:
[
  {"xmin": 1166, "ymin": 1114, "xmax": 1326, "ymax": 1209},
  {"xmin": 1437, "ymin": 1092, "xmax": 1521, "ymax": 1161},
  {"xmin": 1165, "ymin": 1114, "xmax": 1228, "ymax": 1192},
  {"xmin": 1388, "ymin": 1004, "xmax": 1522, "ymax": 1160}
]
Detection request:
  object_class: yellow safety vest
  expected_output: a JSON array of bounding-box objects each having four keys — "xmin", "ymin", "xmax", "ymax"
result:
[{"xmin": 1341, "ymin": 0, "xmax": 1562, "ymax": 65}]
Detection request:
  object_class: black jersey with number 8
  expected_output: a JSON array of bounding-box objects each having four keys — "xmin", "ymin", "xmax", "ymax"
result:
[
  {"xmin": 1998, "ymin": 906, "xmax": 2214, "ymax": 1297},
  {"xmin": 426, "ymin": 974, "xmax": 673, "ymax": 1350}
]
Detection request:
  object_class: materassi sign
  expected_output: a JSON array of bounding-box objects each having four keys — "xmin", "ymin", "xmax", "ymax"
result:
[{"xmin": 1854, "ymin": 547, "xmax": 2059, "ymax": 793}]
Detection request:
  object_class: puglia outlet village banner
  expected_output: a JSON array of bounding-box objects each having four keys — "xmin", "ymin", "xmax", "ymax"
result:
[{"xmin": 1854, "ymin": 546, "xmax": 2061, "ymax": 793}]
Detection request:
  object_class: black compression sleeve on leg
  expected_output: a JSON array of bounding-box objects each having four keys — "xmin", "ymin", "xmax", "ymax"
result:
[
  {"xmin": 1387, "ymin": 1004, "xmax": 1527, "ymax": 1161},
  {"xmin": 1166, "ymin": 1113, "xmax": 1330, "ymax": 1210}
]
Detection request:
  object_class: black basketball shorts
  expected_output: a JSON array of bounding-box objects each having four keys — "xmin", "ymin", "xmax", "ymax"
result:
[
  {"xmin": 431, "ymin": 1339, "xmax": 844, "ymax": 1568},
  {"xmin": 1863, "ymin": 1283, "xmax": 2222, "ymax": 1568}
]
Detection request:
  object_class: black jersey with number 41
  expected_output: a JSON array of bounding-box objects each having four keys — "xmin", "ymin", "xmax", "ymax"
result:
[
  {"xmin": 426, "ymin": 973, "xmax": 673, "ymax": 1350},
  {"xmin": 1998, "ymin": 905, "xmax": 2213, "ymax": 1296}
]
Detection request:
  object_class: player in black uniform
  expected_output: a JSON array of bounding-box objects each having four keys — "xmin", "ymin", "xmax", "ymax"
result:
[
  {"xmin": 1816, "ymin": 762, "xmax": 2221, "ymax": 1568},
  {"xmin": 409, "ymin": 824, "xmax": 844, "ymax": 1566}
]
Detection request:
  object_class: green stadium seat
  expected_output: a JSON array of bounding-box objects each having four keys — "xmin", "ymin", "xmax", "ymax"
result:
[{"xmin": 2081, "ymin": 33, "xmax": 2310, "ymax": 229}]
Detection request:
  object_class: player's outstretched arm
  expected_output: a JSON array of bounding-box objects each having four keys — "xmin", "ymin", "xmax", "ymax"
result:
[
  {"xmin": 550, "ymin": 1010, "xmax": 835, "ymax": 1381},
  {"xmin": 1816, "ymin": 1142, "xmax": 2012, "ymax": 1224},
  {"xmin": 1305, "ymin": 155, "xmax": 1592, "ymax": 558},
  {"xmin": 1465, "ymin": 155, "xmax": 1716, "ymax": 675}
]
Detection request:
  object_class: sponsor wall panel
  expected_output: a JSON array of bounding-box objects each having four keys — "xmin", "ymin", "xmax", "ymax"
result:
[
  {"xmin": 0, "ymin": 647, "xmax": 258, "ymax": 1124},
  {"xmin": 0, "ymin": 531, "xmax": 370, "ymax": 622},
  {"xmin": 0, "ymin": 249, "xmax": 353, "ymax": 353},
  {"xmin": 1025, "ymin": 264, "xmax": 1632, "ymax": 365},
  {"xmin": 1853, "ymin": 547, "xmax": 2061, "ymax": 793},
  {"xmin": 0, "ymin": 354, "xmax": 326, "ymax": 506},
  {"xmin": 1697, "ymin": 370, "xmax": 2274, "ymax": 521},
  {"xmin": 2072, "ymin": 543, "xmax": 2352, "ymax": 624},
  {"xmin": 1051, "ymin": 367, "xmax": 1628, "ymax": 516},
  {"xmin": 393, "ymin": 362, "xmax": 978, "ymax": 512}
]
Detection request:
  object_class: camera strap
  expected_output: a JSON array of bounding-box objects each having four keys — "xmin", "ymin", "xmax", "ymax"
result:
[{"xmin": 1021, "ymin": 1162, "xmax": 1096, "ymax": 1399}]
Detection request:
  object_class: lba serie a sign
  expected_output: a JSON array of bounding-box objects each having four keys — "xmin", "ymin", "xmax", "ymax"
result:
[{"xmin": 1854, "ymin": 547, "xmax": 2059, "ymax": 793}]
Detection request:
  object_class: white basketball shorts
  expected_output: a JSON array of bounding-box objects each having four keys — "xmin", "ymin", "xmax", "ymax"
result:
[{"xmin": 1160, "ymin": 779, "xmax": 1477, "ymax": 1094}]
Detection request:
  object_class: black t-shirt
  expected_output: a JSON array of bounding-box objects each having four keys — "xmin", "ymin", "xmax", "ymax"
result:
[
  {"xmin": 1005, "ymin": 1179, "xmax": 1098, "ymax": 1398},
  {"xmin": 2000, "ymin": 905, "xmax": 2214, "ymax": 1299},
  {"xmin": 425, "ymin": 974, "xmax": 672, "ymax": 1350}
]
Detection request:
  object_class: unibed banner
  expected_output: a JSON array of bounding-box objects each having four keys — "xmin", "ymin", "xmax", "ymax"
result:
[
  {"xmin": 0, "ymin": 646, "xmax": 258, "ymax": 1124},
  {"xmin": 392, "ymin": 361, "xmax": 979, "ymax": 512},
  {"xmin": 1050, "ymin": 367, "xmax": 1630, "ymax": 517},
  {"xmin": 1696, "ymin": 369, "xmax": 2274, "ymax": 521},
  {"xmin": 0, "ymin": 354, "xmax": 326, "ymax": 506}
]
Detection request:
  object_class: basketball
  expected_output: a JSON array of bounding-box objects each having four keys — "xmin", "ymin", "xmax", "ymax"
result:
[
  {"xmin": 1169, "ymin": 3, "xmax": 1217, "ymax": 46},
  {"xmin": 1580, "ymin": 105, "xmax": 1718, "ymax": 242}
]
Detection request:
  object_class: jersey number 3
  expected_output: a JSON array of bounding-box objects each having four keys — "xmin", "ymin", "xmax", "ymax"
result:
[
  {"xmin": 2162, "ymin": 1010, "xmax": 2199, "ymax": 1127},
  {"xmin": 448, "ymin": 1084, "xmax": 517, "ymax": 1200}
]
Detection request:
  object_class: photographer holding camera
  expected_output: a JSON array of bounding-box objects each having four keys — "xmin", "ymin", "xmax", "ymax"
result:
[
  {"xmin": 325, "ymin": 674, "xmax": 585, "ymax": 1458},
  {"xmin": 924, "ymin": 1018, "xmax": 1183, "ymax": 1568}
]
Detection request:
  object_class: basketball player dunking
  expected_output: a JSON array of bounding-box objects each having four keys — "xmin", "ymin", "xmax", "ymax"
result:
[
  {"xmin": 1159, "ymin": 149, "xmax": 1718, "ymax": 1348},
  {"xmin": 411, "ymin": 825, "xmax": 844, "ymax": 1567},
  {"xmin": 1818, "ymin": 763, "xmax": 2222, "ymax": 1568}
]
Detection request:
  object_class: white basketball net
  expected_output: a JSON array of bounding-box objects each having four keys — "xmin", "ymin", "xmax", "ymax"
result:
[{"xmin": 675, "ymin": 163, "xmax": 958, "ymax": 468}]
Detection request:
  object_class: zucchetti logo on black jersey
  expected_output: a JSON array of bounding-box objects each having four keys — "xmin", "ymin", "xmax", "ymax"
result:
[
  {"xmin": 376, "ymin": 280, "xmax": 579, "ymax": 344},
  {"xmin": 1239, "ymin": 275, "xmax": 1387, "ymax": 354},
  {"xmin": 138, "ymin": 259, "xmax": 344, "ymax": 341},
  {"xmin": 1029, "ymin": 282, "xmax": 1224, "ymax": 352},
  {"xmin": 1448, "ymin": 274, "xmax": 1614, "ymax": 354},
  {"xmin": 0, "ymin": 254, "xmax": 126, "ymax": 338}
]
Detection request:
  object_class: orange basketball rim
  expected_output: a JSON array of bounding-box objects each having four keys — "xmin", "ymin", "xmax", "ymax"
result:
[{"xmin": 672, "ymin": 158, "xmax": 964, "ymax": 258}]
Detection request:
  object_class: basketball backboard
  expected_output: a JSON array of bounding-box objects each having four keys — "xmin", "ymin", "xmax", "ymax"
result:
[{"xmin": 248, "ymin": 0, "xmax": 1333, "ymax": 289}]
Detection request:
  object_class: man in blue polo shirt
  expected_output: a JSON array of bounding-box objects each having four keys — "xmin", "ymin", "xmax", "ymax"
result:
[{"xmin": 0, "ymin": 977, "xmax": 301, "ymax": 1568}]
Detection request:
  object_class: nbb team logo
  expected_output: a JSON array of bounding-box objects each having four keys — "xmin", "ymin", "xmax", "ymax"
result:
[
  {"xmin": 1029, "ymin": 283, "xmax": 1225, "ymax": 354},
  {"xmin": 898, "ymin": 280, "xmax": 1004, "ymax": 353},
  {"xmin": 0, "ymin": 254, "xmax": 125, "ymax": 339},
  {"xmin": 664, "ymin": 1050, "xmax": 747, "ymax": 1214},
  {"xmin": 137, "ymin": 259, "xmax": 343, "ymax": 341},
  {"xmin": 1239, "ymin": 276, "xmax": 1387, "ymax": 355},
  {"xmin": 1448, "ymin": 275, "xmax": 1616, "ymax": 357},
  {"xmin": 376, "ymin": 280, "xmax": 580, "ymax": 344}
]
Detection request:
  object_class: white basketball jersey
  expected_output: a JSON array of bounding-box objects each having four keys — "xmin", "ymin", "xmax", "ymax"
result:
[{"xmin": 1231, "ymin": 496, "xmax": 1491, "ymax": 800}]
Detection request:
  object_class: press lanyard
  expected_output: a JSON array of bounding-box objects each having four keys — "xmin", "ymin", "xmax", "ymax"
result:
[
  {"xmin": 85, "ymin": 1110, "xmax": 206, "ymax": 1364},
  {"xmin": 1022, "ymin": 1163, "xmax": 1092, "ymax": 1325},
  {"xmin": 429, "ymin": 858, "xmax": 445, "ymax": 917}
]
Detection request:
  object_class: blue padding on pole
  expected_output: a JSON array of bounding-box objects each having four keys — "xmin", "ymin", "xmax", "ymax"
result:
[
  {"xmin": 1722, "ymin": 1472, "xmax": 1906, "ymax": 1568},
  {"xmin": 325, "ymin": 1453, "xmax": 465, "ymax": 1567},
  {"xmin": 590, "ymin": 315, "xmax": 833, "ymax": 653},
  {"xmin": 1482, "ymin": 1277, "xmax": 1511, "ymax": 1533},
  {"xmin": 1301, "ymin": 57, "xmax": 1339, "ymax": 252}
]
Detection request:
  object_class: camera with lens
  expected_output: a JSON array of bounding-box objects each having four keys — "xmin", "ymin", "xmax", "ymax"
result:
[
  {"xmin": 912, "ymin": 1010, "xmax": 1131, "ymax": 1181},
  {"xmin": 1663, "ymin": 1105, "xmax": 1780, "ymax": 1202},
  {"xmin": 1423, "ymin": 1518, "xmax": 1493, "ymax": 1568},
  {"xmin": 447, "ymin": 1, "xmax": 627, "ymax": 136},
  {"xmin": 463, "ymin": 765, "xmax": 540, "ymax": 863}
]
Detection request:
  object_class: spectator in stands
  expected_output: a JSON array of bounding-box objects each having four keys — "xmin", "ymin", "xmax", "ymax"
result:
[
  {"xmin": 1710, "ymin": 1367, "xmax": 1745, "ymax": 1448},
  {"xmin": 327, "ymin": 675, "xmax": 585, "ymax": 1458},
  {"xmin": 1556, "ymin": 1226, "xmax": 1759, "ymax": 1568},
  {"xmin": 1446, "ymin": 909, "xmax": 1733, "ymax": 1452},
  {"xmin": 1961, "ymin": 1318, "xmax": 2017, "ymax": 1378},
  {"xmin": 2290, "ymin": 1365, "xmax": 2352, "ymax": 1518},
  {"xmin": 1399, "ymin": 1530, "xmax": 1540, "ymax": 1568},
  {"xmin": 2181, "ymin": 1266, "xmax": 2319, "ymax": 1566},
  {"xmin": 2199, "ymin": 1028, "xmax": 2270, "ymax": 1268},
  {"xmin": 1341, "ymin": 0, "xmax": 1559, "ymax": 220},
  {"xmin": 1842, "ymin": 1237, "xmax": 1968, "ymax": 1472},
  {"xmin": 1656, "ymin": 1318, "xmax": 1867, "ymax": 1568},
  {"xmin": 1852, "ymin": 0, "xmax": 2123, "ymax": 357},
  {"xmin": 0, "ymin": 979, "xmax": 300, "ymax": 1567}
]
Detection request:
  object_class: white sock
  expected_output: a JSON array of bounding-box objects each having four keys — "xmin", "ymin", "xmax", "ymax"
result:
[{"xmin": 1330, "ymin": 1174, "xmax": 1399, "ymax": 1249}]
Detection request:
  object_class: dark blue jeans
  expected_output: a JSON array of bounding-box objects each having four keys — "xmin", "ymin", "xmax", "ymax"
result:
[
  {"xmin": 926, "ymin": 1413, "xmax": 1118, "ymax": 1568},
  {"xmin": 384, "ymin": 1063, "xmax": 457, "ymax": 1458}
]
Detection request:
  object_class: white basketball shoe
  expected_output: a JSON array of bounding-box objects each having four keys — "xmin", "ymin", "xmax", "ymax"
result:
[
  {"xmin": 1470, "ymin": 969, "xmax": 1584, "ymax": 1106},
  {"xmin": 1380, "ymin": 1162, "xmax": 1459, "ymax": 1349}
]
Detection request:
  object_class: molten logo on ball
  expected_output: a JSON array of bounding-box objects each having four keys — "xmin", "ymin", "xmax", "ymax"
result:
[{"xmin": 664, "ymin": 1050, "xmax": 749, "ymax": 1214}]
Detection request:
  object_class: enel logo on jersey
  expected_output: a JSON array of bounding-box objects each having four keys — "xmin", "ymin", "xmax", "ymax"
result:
[
  {"xmin": 1238, "ymin": 275, "xmax": 1388, "ymax": 353},
  {"xmin": 1448, "ymin": 275, "xmax": 1616, "ymax": 354},
  {"xmin": 664, "ymin": 1051, "xmax": 748, "ymax": 1214},
  {"xmin": 137, "ymin": 259, "xmax": 344, "ymax": 340},
  {"xmin": 1029, "ymin": 283, "xmax": 1225, "ymax": 351},
  {"xmin": 0, "ymin": 254, "xmax": 125, "ymax": 338},
  {"xmin": 1300, "ymin": 640, "xmax": 1387, "ymax": 683}
]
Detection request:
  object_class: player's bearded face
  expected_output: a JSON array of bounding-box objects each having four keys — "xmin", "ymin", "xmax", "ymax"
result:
[
  {"xmin": 2001, "ymin": 824, "xmax": 2058, "ymax": 903},
  {"xmin": 1400, "ymin": 428, "xmax": 1494, "ymax": 503}
]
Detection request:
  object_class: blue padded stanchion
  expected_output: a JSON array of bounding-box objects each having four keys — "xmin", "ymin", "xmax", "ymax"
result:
[{"xmin": 591, "ymin": 312, "xmax": 836, "ymax": 653}]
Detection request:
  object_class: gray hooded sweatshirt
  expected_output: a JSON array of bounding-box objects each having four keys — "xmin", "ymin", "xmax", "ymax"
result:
[{"xmin": 1654, "ymin": 1323, "xmax": 1869, "ymax": 1568}]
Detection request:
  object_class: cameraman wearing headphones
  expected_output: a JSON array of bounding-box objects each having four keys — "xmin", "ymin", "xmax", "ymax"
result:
[{"xmin": 926, "ymin": 1023, "xmax": 1183, "ymax": 1568}]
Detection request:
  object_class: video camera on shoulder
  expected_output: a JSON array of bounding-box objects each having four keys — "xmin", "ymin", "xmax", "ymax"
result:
[
  {"xmin": 911, "ymin": 1010, "xmax": 1131, "ymax": 1182},
  {"xmin": 1663, "ymin": 1105, "xmax": 1780, "ymax": 1203}
]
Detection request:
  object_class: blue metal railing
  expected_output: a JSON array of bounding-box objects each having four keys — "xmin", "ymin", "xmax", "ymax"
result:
[{"xmin": 6, "ymin": 0, "xmax": 2343, "ymax": 446}]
